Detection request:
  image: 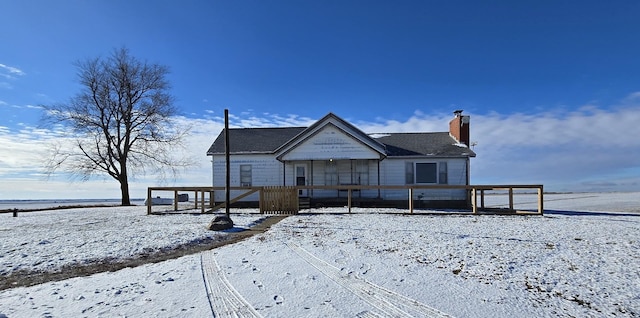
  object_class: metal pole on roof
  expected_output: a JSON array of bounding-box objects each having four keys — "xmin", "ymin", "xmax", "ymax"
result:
[{"xmin": 225, "ymin": 109, "xmax": 231, "ymax": 217}]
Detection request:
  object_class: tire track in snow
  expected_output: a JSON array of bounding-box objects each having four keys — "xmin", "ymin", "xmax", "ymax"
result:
[
  {"xmin": 201, "ymin": 250, "xmax": 263, "ymax": 318},
  {"xmin": 287, "ymin": 242, "xmax": 453, "ymax": 318}
]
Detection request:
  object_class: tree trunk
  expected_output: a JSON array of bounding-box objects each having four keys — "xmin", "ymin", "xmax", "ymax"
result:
[
  {"xmin": 119, "ymin": 157, "xmax": 131, "ymax": 206},
  {"xmin": 120, "ymin": 177, "xmax": 131, "ymax": 206}
]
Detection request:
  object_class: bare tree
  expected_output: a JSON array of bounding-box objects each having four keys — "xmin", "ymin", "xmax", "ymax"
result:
[{"xmin": 43, "ymin": 47, "xmax": 193, "ymax": 205}]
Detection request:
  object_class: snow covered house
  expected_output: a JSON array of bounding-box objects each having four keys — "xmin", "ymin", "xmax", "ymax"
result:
[{"xmin": 206, "ymin": 111, "xmax": 476, "ymax": 208}]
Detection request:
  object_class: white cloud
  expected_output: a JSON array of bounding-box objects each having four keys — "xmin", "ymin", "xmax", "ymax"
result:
[
  {"xmin": 0, "ymin": 63, "xmax": 25, "ymax": 91},
  {"xmin": 1, "ymin": 95, "xmax": 639, "ymax": 199},
  {"xmin": 0, "ymin": 63, "xmax": 25, "ymax": 76},
  {"xmin": 467, "ymin": 97, "xmax": 640, "ymax": 192}
]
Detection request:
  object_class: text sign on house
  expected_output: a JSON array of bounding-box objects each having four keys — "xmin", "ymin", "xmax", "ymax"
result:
[{"xmin": 282, "ymin": 126, "xmax": 380, "ymax": 160}]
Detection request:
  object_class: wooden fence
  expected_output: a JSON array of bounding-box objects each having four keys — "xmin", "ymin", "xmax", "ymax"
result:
[
  {"xmin": 259, "ymin": 186, "xmax": 299, "ymax": 214},
  {"xmin": 146, "ymin": 186, "xmax": 215, "ymax": 214}
]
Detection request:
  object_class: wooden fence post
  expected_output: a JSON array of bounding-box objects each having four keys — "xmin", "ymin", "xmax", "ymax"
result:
[
  {"xmin": 508, "ymin": 187, "xmax": 514, "ymax": 212},
  {"xmin": 201, "ymin": 190, "xmax": 205, "ymax": 213},
  {"xmin": 538, "ymin": 185, "xmax": 544, "ymax": 215},
  {"xmin": 147, "ymin": 187, "xmax": 152, "ymax": 215},
  {"xmin": 173, "ymin": 190, "xmax": 178, "ymax": 211},
  {"xmin": 409, "ymin": 188, "xmax": 414, "ymax": 214},
  {"xmin": 472, "ymin": 187, "xmax": 477, "ymax": 214}
]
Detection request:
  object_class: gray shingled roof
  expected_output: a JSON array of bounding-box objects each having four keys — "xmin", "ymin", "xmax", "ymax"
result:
[
  {"xmin": 207, "ymin": 127, "xmax": 475, "ymax": 157},
  {"xmin": 372, "ymin": 132, "xmax": 476, "ymax": 157},
  {"xmin": 207, "ymin": 127, "xmax": 306, "ymax": 154}
]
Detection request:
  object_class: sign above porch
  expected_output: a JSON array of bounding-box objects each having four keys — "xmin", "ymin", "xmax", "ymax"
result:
[{"xmin": 276, "ymin": 113, "xmax": 386, "ymax": 161}]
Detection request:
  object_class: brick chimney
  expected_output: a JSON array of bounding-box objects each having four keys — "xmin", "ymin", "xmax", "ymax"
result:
[{"xmin": 449, "ymin": 110, "xmax": 470, "ymax": 146}]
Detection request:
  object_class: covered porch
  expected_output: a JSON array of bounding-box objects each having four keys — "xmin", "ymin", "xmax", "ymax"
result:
[{"xmin": 280, "ymin": 159, "xmax": 383, "ymax": 199}]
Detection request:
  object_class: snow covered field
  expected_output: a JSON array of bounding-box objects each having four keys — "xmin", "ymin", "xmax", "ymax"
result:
[{"xmin": 0, "ymin": 192, "xmax": 638, "ymax": 317}]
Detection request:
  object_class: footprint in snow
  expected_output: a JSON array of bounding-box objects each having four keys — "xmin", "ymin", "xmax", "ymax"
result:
[
  {"xmin": 253, "ymin": 280, "xmax": 264, "ymax": 290},
  {"xmin": 273, "ymin": 295, "xmax": 284, "ymax": 305},
  {"xmin": 360, "ymin": 263, "xmax": 371, "ymax": 275}
]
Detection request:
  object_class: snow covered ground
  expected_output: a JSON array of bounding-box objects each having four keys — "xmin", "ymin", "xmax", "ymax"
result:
[{"xmin": 0, "ymin": 192, "xmax": 638, "ymax": 317}]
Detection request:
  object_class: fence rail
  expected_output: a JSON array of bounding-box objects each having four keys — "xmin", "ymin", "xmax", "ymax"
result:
[{"xmin": 146, "ymin": 184, "xmax": 544, "ymax": 215}]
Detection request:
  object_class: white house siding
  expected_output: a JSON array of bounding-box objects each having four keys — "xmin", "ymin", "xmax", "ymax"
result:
[
  {"xmin": 280, "ymin": 125, "xmax": 381, "ymax": 161},
  {"xmin": 211, "ymin": 154, "xmax": 469, "ymax": 202},
  {"xmin": 379, "ymin": 157, "xmax": 469, "ymax": 201},
  {"xmin": 211, "ymin": 154, "xmax": 282, "ymax": 202}
]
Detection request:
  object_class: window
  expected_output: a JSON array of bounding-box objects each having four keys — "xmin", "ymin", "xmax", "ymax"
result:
[
  {"xmin": 438, "ymin": 162, "xmax": 448, "ymax": 184},
  {"xmin": 407, "ymin": 162, "xmax": 448, "ymax": 184},
  {"xmin": 353, "ymin": 160, "xmax": 369, "ymax": 185},
  {"xmin": 296, "ymin": 166, "xmax": 306, "ymax": 186},
  {"xmin": 405, "ymin": 162, "xmax": 414, "ymax": 184},
  {"xmin": 416, "ymin": 163, "xmax": 437, "ymax": 183},
  {"xmin": 325, "ymin": 161, "xmax": 338, "ymax": 185},
  {"xmin": 240, "ymin": 164, "xmax": 252, "ymax": 186}
]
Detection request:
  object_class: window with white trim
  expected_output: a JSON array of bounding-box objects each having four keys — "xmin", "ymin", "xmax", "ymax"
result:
[
  {"xmin": 416, "ymin": 163, "xmax": 437, "ymax": 183},
  {"xmin": 240, "ymin": 164, "xmax": 252, "ymax": 187},
  {"xmin": 405, "ymin": 162, "xmax": 448, "ymax": 184}
]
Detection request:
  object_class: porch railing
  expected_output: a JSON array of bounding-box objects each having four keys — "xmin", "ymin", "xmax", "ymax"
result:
[{"xmin": 146, "ymin": 184, "xmax": 544, "ymax": 215}]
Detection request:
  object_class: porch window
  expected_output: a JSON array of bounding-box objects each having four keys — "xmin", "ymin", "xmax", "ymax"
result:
[
  {"xmin": 353, "ymin": 160, "xmax": 369, "ymax": 185},
  {"xmin": 325, "ymin": 161, "xmax": 338, "ymax": 185},
  {"xmin": 240, "ymin": 164, "xmax": 252, "ymax": 187}
]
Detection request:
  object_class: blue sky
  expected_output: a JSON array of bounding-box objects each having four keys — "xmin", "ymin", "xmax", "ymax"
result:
[{"xmin": 1, "ymin": 0, "xmax": 640, "ymax": 199}]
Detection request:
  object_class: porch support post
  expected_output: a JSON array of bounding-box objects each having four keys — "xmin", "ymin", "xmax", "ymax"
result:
[
  {"xmin": 377, "ymin": 160, "xmax": 381, "ymax": 198},
  {"xmin": 310, "ymin": 160, "xmax": 314, "ymax": 198},
  {"xmin": 282, "ymin": 161, "xmax": 286, "ymax": 186}
]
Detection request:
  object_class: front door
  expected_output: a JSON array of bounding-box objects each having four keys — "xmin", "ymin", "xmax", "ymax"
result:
[{"xmin": 295, "ymin": 164, "xmax": 308, "ymax": 197}]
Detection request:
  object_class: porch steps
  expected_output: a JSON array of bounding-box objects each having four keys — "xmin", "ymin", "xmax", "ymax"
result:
[{"xmin": 299, "ymin": 197, "xmax": 310, "ymax": 210}]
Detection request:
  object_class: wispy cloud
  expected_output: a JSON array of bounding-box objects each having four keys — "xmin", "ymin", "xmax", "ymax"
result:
[
  {"xmin": 0, "ymin": 63, "xmax": 25, "ymax": 91},
  {"xmin": 0, "ymin": 63, "xmax": 26, "ymax": 81},
  {"xmin": 467, "ymin": 96, "xmax": 640, "ymax": 192}
]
